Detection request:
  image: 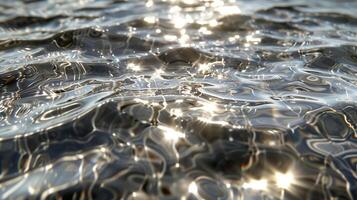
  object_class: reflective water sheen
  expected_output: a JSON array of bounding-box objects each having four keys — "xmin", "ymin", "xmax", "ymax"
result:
[{"xmin": 0, "ymin": 0, "xmax": 356, "ymax": 199}]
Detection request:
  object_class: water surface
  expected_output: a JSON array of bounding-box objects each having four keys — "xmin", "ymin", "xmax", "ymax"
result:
[{"xmin": 0, "ymin": 0, "xmax": 356, "ymax": 199}]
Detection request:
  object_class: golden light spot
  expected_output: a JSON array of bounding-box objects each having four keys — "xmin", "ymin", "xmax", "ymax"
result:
[
  {"xmin": 169, "ymin": 6, "xmax": 182, "ymax": 13},
  {"xmin": 155, "ymin": 29, "xmax": 162, "ymax": 33},
  {"xmin": 170, "ymin": 108, "xmax": 183, "ymax": 117},
  {"xmin": 182, "ymin": 0, "xmax": 196, "ymax": 5},
  {"xmin": 153, "ymin": 69, "xmax": 164, "ymax": 77},
  {"xmin": 133, "ymin": 98, "xmax": 149, "ymax": 105},
  {"xmin": 226, "ymin": 183, "xmax": 231, "ymax": 189},
  {"xmin": 200, "ymin": 101, "xmax": 219, "ymax": 113},
  {"xmin": 246, "ymin": 34, "xmax": 261, "ymax": 43},
  {"xmin": 197, "ymin": 117, "xmax": 229, "ymax": 126},
  {"xmin": 228, "ymin": 34, "xmax": 240, "ymax": 42},
  {"xmin": 164, "ymin": 35, "xmax": 178, "ymax": 41},
  {"xmin": 212, "ymin": 0, "xmax": 224, "ymax": 7},
  {"xmin": 209, "ymin": 19, "xmax": 219, "ymax": 27},
  {"xmin": 199, "ymin": 27, "xmax": 212, "ymax": 35},
  {"xmin": 128, "ymin": 63, "xmax": 141, "ymax": 72},
  {"xmin": 28, "ymin": 187, "xmax": 36, "ymax": 194},
  {"xmin": 156, "ymin": 68, "xmax": 164, "ymax": 74},
  {"xmin": 217, "ymin": 74, "xmax": 224, "ymax": 79},
  {"xmin": 158, "ymin": 125, "xmax": 185, "ymax": 142},
  {"xmin": 198, "ymin": 63, "xmax": 211, "ymax": 73},
  {"xmin": 144, "ymin": 16, "xmax": 157, "ymax": 24},
  {"xmin": 173, "ymin": 16, "xmax": 187, "ymax": 29},
  {"xmin": 145, "ymin": 0, "xmax": 153, "ymax": 7},
  {"xmin": 176, "ymin": 99, "xmax": 184, "ymax": 103},
  {"xmin": 242, "ymin": 179, "xmax": 268, "ymax": 191},
  {"xmin": 275, "ymin": 172, "xmax": 295, "ymax": 189},
  {"xmin": 216, "ymin": 5, "xmax": 241, "ymax": 16},
  {"xmin": 179, "ymin": 34, "xmax": 190, "ymax": 45},
  {"xmin": 188, "ymin": 181, "xmax": 198, "ymax": 194}
]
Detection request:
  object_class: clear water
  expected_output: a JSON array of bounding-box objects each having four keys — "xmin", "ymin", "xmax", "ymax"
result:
[{"xmin": 0, "ymin": 0, "xmax": 356, "ymax": 199}]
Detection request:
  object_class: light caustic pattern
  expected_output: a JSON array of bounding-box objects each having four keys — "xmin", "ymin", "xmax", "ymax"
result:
[{"xmin": 0, "ymin": 0, "xmax": 357, "ymax": 199}]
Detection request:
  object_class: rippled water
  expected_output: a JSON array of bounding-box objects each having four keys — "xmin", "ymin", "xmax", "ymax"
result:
[{"xmin": 0, "ymin": 0, "xmax": 357, "ymax": 199}]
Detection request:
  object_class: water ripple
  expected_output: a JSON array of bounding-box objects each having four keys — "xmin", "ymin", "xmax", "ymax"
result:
[{"xmin": 0, "ymin": 0, "xmax": 356, "ymax": 199}]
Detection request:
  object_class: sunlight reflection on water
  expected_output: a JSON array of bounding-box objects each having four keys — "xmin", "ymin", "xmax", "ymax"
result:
[{"xmin": 0, "ymin": 0, "xmax": 356, "ymax": 199}]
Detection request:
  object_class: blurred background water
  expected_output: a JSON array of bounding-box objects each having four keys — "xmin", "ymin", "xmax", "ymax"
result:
[{"xmin": 0, "ymin": 0, "xmax": 356, "ymax": 199}]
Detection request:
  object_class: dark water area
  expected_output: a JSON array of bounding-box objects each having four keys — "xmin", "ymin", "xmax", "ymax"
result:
[{"xmin": 0, "ymin": 0, "xmax": 357, "ymax": 199}]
